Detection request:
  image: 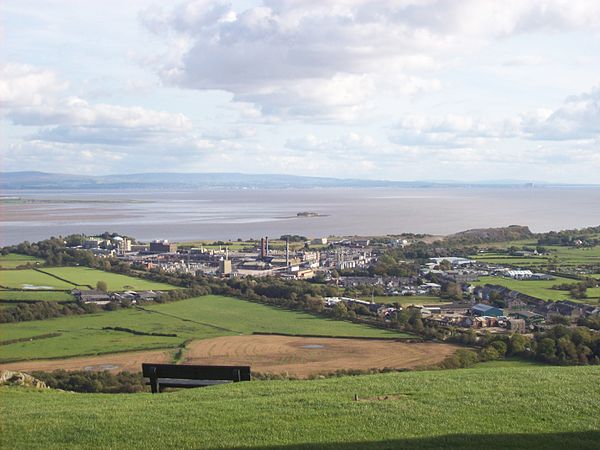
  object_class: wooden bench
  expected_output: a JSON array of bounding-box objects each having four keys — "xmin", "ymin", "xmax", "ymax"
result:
[{"xmin": 142, "ymin": 363, "xmax": 251, "ymax": 393}]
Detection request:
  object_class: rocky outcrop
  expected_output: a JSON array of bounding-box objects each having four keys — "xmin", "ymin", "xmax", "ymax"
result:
[{"xmin": 0, "ymin": 370, "xmax": 48, "ymax": 389}]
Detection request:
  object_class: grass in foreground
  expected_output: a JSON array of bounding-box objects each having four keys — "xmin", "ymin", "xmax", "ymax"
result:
[
  {"xmin": 1, "ymin": 365, "xmax": 599, "ymax": 449},
  {"xmin": 0, "ymin": 296, "xmax": 407, "ymax": 362}
]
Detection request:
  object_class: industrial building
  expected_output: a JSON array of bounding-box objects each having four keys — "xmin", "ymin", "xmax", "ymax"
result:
[{"xmin": 471, "ymin": 303, "xmax": 504, "ymax": 317}]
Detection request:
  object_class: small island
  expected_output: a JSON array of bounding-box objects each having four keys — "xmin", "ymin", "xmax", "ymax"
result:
[{"xmin": 296, "ymin": 211, "xmax": 325, "ymax": 217}]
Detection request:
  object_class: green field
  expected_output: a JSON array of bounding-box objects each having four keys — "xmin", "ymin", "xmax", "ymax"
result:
[
  {"xmin": 0, "ymin": 269, "xmax": 77, "ymax": 290},
  {"xmin": 0, "ymin": 254, "xmax": 44, "ymax": 269},
  {"xmin": 0, "ymin": 296, "xmax": 407, "ymax": 362},
  {"xmin": 472, "ymin": 253, "xmax": 549, "ymax": 267},
  {"xmin": 0, "ymin": 291, "xmax": 74, "ymax": 302},
  {"xmin": 473, "ymin": 245, "xmax": 600, "ymax": 269},
  {"xmin": 473, "ymin": 275, "xmax": 600, "ymax": 303},
  {"xmin": 2, "ymin": 365, "xmax": 599, "ymax": 449},
  {"xmin": 40, "ymin": 267, "xmax": 178, "ymax": 291}
]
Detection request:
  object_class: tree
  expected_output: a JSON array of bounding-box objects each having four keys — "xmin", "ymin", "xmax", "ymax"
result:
[
  {"xmin": 96, "ymin": 281, "xmax": 108, "ymax": 292},
  {"xmin": 508, "ymin": 334, "xmax": 528, "ymax": 356}
]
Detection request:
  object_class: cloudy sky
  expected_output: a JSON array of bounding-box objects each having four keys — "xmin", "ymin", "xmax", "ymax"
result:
[{"xmin": 1, "ymin": 0, "xmax": 600, "ymax": 182}]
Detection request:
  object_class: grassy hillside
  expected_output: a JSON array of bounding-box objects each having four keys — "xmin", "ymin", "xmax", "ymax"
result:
[
  {"xmin": 0, "ymin": 296, "xmax": 406, "ymax": 362},
  {"xmin": 2, "ymin": 365, "xmax": 599, "ymax": 449},
  {"xmin": 145, "ymin": 296, "xmax": 407, "ymax": 338}
]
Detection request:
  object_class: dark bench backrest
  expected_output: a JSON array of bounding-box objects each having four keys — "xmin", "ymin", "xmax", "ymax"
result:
[{"xmin": 142, "ymin": 363, "xmax": 251, "ymax": 382}]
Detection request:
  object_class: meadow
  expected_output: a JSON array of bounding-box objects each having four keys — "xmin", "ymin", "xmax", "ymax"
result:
[
  {"xmin": 0, "ymin": 269, "xmax": 77, "ymax": 290},
  {"xmin": 473, "ymin": 276, "xmax": 600, "ymax": 303},
  {"xmin": 2, "ymin": 365, "xmax": 599, "ymax": 449},
  {"xmin": 0, "ymin": 253, "xmax": 44, "ymax": 269},
  {"xmin": 40, "ymin": 267, "xmax": 178, "ymax": 291},
  {"xmin": 472, "ymin": 245, "xmax": 600, "ymax": 271},
  {"xmin": 0, "ymin": 290, "xmax": 74, "ymax": 302},
  {"xmin": 0, "ymin": 296, "xmax": 407, "ymax": 362}
]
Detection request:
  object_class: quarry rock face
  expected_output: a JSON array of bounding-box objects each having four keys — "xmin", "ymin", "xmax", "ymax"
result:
[{"xmin": 0, "ymin": 370, "xmax": 48, "ymax": 389}]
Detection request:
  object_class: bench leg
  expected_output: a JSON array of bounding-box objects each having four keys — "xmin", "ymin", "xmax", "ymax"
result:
[{"xmin": 150, "ymin": 376, "xmax": 159, "ymax": 394}]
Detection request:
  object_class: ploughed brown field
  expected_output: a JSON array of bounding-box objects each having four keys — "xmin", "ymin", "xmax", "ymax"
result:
[
  {"xmin": 0, "ymin": 349, "xmax": 174, "ymax": 374},
  {"xmin": 183, "ymin": 335, "xmax": 458, "ymax": 377},
  {"xmin": 0, "ymin": 336, "xmax": 458, "ymax": 377}
]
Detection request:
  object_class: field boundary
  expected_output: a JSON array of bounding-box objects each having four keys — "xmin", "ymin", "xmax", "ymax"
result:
[
  {"xmin": 135, "ymin": 306, "xmax": 241, "ymax": 334},
  {"xmin": 34, "ymin": 268, "xmax": 91, "ymax": 289},
  {"xmin": 0, "ymin": 332, "xmax": 62, "ymax": 346},
  {"xmin": 0, "ymin": 344, "xmax": 180, "ymax": 364},
  {"xmin": 251, "ymin": 331, "xmax": 421, "ymax": 342}
]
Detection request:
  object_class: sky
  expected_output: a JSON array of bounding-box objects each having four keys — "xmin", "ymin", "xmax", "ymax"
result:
[{"xmin": 1, "ymin": 0, "xmax": 600, "ymax": 183}]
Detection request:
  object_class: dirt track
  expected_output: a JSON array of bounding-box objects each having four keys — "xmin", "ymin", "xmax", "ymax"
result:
[
  {"xmin": 184, "ymin": 335, "xmax": 458, "ymax": 378},
  {"xmin": 0, "ymin": 349, "xmax": 174, "ymax": 374}
]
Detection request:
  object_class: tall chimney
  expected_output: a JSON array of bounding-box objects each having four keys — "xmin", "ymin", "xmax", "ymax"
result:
[{"xmin": 285, "ymin": 238, "xmax": 289, "ymax": 266}]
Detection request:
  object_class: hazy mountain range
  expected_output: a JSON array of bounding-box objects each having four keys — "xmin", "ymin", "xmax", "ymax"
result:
[{"xmin": 0, "ymin": 171, "xmax": 593, "ymax": 190}]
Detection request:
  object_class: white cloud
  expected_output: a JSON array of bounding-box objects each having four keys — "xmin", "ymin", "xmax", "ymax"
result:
[
  {"xmin": 391, "ymin": 86, "xmax": 600, "ymax": 147},
  {"xmin": 0, "ymin": 63, "xmax": 66, "ymax": 108},
  {"xmin": 523, "ymin": 88, "xmax": 600, "ymax": 140},
  {"xmin": 1, "ymin": 63, "xmax": 192, "ymax": 146},
  {"xmin": 142, "ymin": 0, "xmax": 600, "ymax": 120}
]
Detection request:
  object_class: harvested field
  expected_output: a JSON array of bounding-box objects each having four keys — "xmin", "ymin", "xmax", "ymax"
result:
[
  {"xmin": 0, "ymin": 336, "xmax": 458, "ymax": 377},
  {"xmin": 184, "ymin": 335, "xmax": 458, "ymax": 378},
  {"xmin": 0, "ymin": 349, "xmax": 173, "ymax": 374}
]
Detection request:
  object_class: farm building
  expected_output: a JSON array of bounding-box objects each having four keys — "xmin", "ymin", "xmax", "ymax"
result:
[
  {"xmin": 471, "ymin": 303, "xmax": 503, "ymax": 317},
  {"xmin": 507, "ymin": 319, "xmax": 527, "ymax": 333},
  {"xmin": 509, "ymin": 310, "xmax": 544, "ymax": 324}
]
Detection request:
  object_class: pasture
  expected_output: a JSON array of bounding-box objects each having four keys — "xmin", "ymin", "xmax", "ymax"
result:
[
  {"xmin": 40, "ymin": 267, "xmax": 177, "ymax": 291},
  {"xmin": 473, "ymin": 275, "xmax": 600, "ymax": 303},
  {"xmin": 0, "ymin": 269, "xmax": 77, "ymax": 290},
  {"xmin": 2, "ymin": 365, "xmax": 599, "ymax": 449},
  {"xmin": 0, "ymin": 254, "xmax": 44, "ymax": 269},
  {"xmin": 472, "ymin": 245, "xmax": 600, "ymax": 270},
  {"xmin": 0, "ymin": 290, "xmax": 74, "ymax": 302},
  {"xmin": 0, "ymin": 295, "xmax": 408, "ymax": 363},
  {"xmin": 145, "ymin": 296, "xmax": 408, "ymax": 338}
]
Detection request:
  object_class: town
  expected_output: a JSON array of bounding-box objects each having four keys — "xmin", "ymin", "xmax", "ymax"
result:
[{"xmin": 64, "ymin": 229, "xmax": 600, "ymax": 337}]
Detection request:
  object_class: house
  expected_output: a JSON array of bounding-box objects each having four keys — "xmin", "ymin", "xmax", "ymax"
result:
[
  {"xmin": 472, "ymin": 316, "xmax": 498, "ymax": 328},
  {"xmin": 471, "ymin": 303, "xmax": 503, "ymax": 317},
  {"xmin": 549, "ymin": 301, "xmax": 584, "ymax": 318}
]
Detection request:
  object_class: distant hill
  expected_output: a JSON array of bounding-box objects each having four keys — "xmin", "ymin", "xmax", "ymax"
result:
[
  {"xmin": 0, "ymin": 171, "xmax": 557, "ymax": 190},
  {"xmin": 446, "ymin": 225, "xmax": 535, "ymax": 244}
]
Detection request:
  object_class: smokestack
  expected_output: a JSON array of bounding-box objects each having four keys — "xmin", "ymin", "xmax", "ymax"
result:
[
  {"xmin": 260, "ymin": 237, "xmax": 267, "ymax": 260},
  {"xmin": 265, "ymin": 236, "xmax": 269, "ymax": 256},
  {"xmin": 286, "ymin": 238, "xmax": 289, "ymax": 266}
]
